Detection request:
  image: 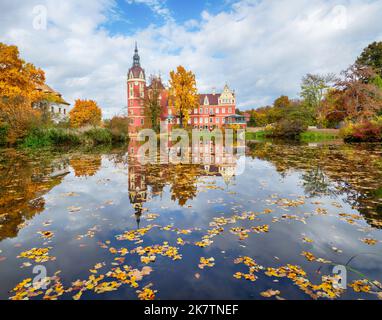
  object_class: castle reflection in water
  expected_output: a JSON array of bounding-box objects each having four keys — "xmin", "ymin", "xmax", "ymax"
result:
[{"xmin": 126, "ymin": 138, "xmax": 242, "ymax": 226}]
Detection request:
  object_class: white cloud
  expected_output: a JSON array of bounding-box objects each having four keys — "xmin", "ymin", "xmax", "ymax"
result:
[{"xmin": 1, "ymin": 0, "xmax": 382, "ymax": 117}]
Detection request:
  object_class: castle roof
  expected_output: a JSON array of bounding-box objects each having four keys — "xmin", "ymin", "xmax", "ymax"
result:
[
  {"xmin": 35, "ymin": 83, "xmax": 70, "ymax": 105},
  {"xmin": 128, "ymin": 43, "xmax": 145, "ymax": 79},
  {"xmin": 199, "ymin": 93, "xmax": 220, "ymax": 106}
]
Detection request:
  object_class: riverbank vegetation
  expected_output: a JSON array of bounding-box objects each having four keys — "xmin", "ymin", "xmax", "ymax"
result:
[
  {"xmin": 245, "ymin": 41, "xmax": 382, "ymax": 142},
  {"xmin": 0, "ymin": 43, "xmax": 130, "ymax": 149}
]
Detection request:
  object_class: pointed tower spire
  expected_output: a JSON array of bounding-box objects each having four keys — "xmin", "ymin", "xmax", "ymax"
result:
[{"xmin": 133, "ymin": 42, "xmax": 140, "ymax": 67}]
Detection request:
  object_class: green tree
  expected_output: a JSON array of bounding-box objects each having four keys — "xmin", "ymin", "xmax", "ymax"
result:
[
  {"xmin": 300, "ymin": 73, "xmax": 336, "ymax": 126},
  {"xmin": 248, "ymin": 112, "xmax": 256, "ymax": 127},
  {"xmin": 356, "ymin": 41, "xmax": 382, "ymax": 77},
  {"xmin": 144, "ymin": 76, "xmax": 163, "ymax": 133}
]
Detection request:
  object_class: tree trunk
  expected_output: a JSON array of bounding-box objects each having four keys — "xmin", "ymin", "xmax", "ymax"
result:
[{"xmin": 179, "ymin": 111, "xmax": 184, "ymax": 128}]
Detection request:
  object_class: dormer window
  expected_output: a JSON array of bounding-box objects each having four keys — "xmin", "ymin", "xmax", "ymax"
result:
[{"xmin": 204, "ymin": 96, "xmax": 209, "ymax": 105}]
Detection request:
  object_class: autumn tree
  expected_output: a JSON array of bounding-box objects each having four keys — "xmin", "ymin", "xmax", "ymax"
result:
[
  {"xmin": 144, "ymin": 76, "xmax": 164, "ymax": 133},
  {"xmin": 356, "ymin": 41, "xmax": 382, "ymax": 77},
  {"xmin": 0, "ymin": 43, "xmax": 46, "ymax": 143},
  {"xmin": 300, "ymin": 73, "xmax": 336, "ymax": 126},
  {"xmin": 0, "ymin": 43, "xmax": 45, "ymax": 103},
  {"xmin": 69, "ymin": 99, "xmax": 102, "ymax": 128},
  {"xmin": 169, "ymin": 66, "xmax": 198, "ymax": 128},
  {"xmin": 332, "ymin": 64, "xmax": 382, "ymax": 122},
  {"xmin": 267, "ymin": 95, "xmax": 291, "ymax": 123},
  {"xmin": 320, "ymin": 89, "xmax": 347, "ymax": 127}
]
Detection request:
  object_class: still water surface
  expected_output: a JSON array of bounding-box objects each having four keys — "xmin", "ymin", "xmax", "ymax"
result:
[{"xmin": 0, "ymin": 141, "xmax": 382, "ymax": 300}]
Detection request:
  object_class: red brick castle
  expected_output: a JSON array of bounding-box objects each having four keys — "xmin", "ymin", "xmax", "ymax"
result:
[{"xmin": 127, "ymin": 44, "xmax": 246, "ymax": 133}]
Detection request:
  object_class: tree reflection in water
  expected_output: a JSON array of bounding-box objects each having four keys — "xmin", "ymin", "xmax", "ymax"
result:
[
  {"xmin": 0, "ymin": 150, "xmax": 70, "ymax": 241},
  {"xmin": 247, "ymin": 141, "xmax": 382, "ymax": 228}
]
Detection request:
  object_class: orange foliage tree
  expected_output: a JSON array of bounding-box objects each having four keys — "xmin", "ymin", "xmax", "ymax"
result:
[
  {"xmin": 0, "ymin": 43, "xmax": 46, "ymax": 143},
  {"xmin": 69, "ymin": 99, "xmax": 102, "ymax": 128}
]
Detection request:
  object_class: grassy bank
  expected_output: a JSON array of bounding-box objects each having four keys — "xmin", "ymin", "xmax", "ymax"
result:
[
  {"xmin": 246, "ymin": 130, "xmax": 341, "ymax": 142},
  {"xmin": 20, "ymin": 127, "xmax": 128, "ymax": 150}
]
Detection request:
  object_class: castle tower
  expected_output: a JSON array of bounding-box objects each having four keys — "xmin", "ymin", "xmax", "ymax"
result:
[{"xmin": 127, "ymin": 43, "xmax": 146, "ymax": 134}]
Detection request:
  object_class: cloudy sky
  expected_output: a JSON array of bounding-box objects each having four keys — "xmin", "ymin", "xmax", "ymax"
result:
[{"xmin": 1, "ymin": 0, "xmax": 382, "ymax": 118}]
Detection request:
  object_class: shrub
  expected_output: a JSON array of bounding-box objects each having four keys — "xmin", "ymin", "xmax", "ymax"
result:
[
  {"xmin": 107, "ymin": 116, "xmax": 129, "ymax": 143},
  {"xmin": 0, "ymin": 123, "xmax": 8, "ymax": 146},
  {"xmin": 21, "ymin": 128, "xmax": 82, "ymax": 148},
  {"xmin": 272, "ymin": 119, "xmax": 308, "ymax": 138},
  {"xmin": 84, "ymin": 128, "xmax": 112, "ymax": 145},
  {"xmin": 47, "ymin": 128, "xmax": 81, "ymax": 145},
  {"xmin": 21, "ymin": 128, "xmax": 52, "ymax": 148},
  {"xmin": 342, "ymin": 121, "xmax": 382, "ymax": 142},
  {"xmin": 0, "ymin": 96, "xmax": 42, "ymax": 144}
]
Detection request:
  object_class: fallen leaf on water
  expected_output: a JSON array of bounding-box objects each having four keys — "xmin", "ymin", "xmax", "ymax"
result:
[
  {"xmin": 17, "ymin": 247, "xmax": 56, "ymax": 263},
  {"xmin": 198, "ymin": 257, "xmax": 215, "ymax": 269},
  {"xmin": 37, "ymin": 231, "xmax": 54, "ymax": 240},
  {"xmin": 361, "ymin": 238, "xmax": 378, "ymax": 246},
  {"xmin": 68, "ymin": 206, "xmax": 81, "ymax": 213},
  {"xmin": 349, "ymin": 280, "xmax": 371, "ymax": 293},
  {"xmin": 260, "ymin": 289, "xmax": 281, "ymax": 298},
  {"xmin": 137, "ymin": 284, "xmax": 157, "ymax": 300},
  {"xmin": 302, "ymin": 237, "xmax": 314, "ymax": 243}
]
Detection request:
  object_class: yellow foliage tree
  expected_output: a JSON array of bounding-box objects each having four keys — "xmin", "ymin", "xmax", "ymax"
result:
[
  {"xmin": 0, "ymin": 43, "xmax": 46, "ymax": 143},
  {"xmin": 169, "ymin": 66, "xmax": 198, "ymax": 128},
  {"xmin": 0, "ymin": 43, "xmax": 45, "ymax": 103},
  {"xmin": 69, "ymin": 99, "xmax": 102, "ymax": 128}
]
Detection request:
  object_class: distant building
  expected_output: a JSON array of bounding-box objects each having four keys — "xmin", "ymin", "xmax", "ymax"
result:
[
  {"xmin": 243, "ymin": 112, "xmax": 251, "ymax": 123},
  {"xmin": 34, "ymin": 83, "xmax": 70, "ymax": 122},
  {"xmin": 127, "ymin": 44, "xmax": 246, "ymax": 133}
]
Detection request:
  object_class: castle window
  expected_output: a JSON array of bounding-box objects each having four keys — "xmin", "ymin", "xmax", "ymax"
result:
[
  {"xmin": 216, "ymin": 118, "xmax": 220, "ymax": 123},
  {"xmin": 64, "ymin": 109, "xmax": 66, "ymax": 115},
  {"xmin": 51, "ymin": 106, "xmax": 54, "ymax": 113},
  {"xmin": 58, "ymin": 108, "xmax": 61, "ymax": 114},
  {"xmin": 216, "ymin": 108, "xmax": 219, "ymax": 114},
  {"xmin": 194, "ymin": 108, "xmax": 198, "ymax": 114},
  {"xmin": 200, "ymin": 108, "xmax": 203, "ymax": 114},
  {"xmin": 228, "ymin": 108, "xmax": 232, "ymax": 113},
  {"xmin": 222, "ymin": 108, "xmax": 226, "ymax": 113}
]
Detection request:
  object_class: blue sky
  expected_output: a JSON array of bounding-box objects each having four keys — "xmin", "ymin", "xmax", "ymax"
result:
[
  {"xmin": 105, "ymin": 0, "xmax": 235, "ymax": 35},
  {"xmin": 1, "ymin": 0, "xmax": 382, "ymax": 117}
]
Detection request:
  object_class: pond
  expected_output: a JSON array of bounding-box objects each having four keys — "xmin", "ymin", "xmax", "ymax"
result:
[{"xmin": 0, "ymin": 140, "xmax": 382, "ymax": 300}]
